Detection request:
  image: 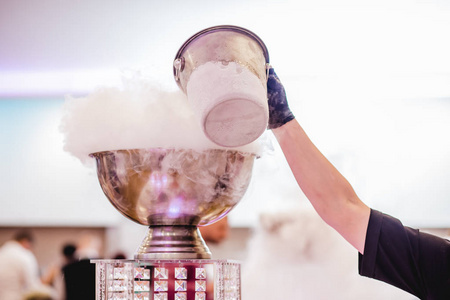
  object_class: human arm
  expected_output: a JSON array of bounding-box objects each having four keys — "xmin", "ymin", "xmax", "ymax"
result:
[
  {"xmin": 272, "ymin": 120, "xmax": 370, "ymax": 253},
  {"xmin": 267, "ymin": 68, "xmax": 370, "ymax": 253}
]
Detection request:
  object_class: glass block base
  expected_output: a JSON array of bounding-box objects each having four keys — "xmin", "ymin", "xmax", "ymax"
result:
[{"xmin": 91, "ymin": 259, "xmax": 241, "ymax": 300}]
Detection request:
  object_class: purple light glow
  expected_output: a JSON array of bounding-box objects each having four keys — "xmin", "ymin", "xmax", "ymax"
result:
[
  {"xmin": 149, "ymin": 173, "xmax": 168, "ymax": 192},
  {"xmin": 167, "ymin": 196, "xmax": 185, "ymax": 218},
  {"xmin": 0, "ymin": 70, "xmax": 121, "ymax": 98}
]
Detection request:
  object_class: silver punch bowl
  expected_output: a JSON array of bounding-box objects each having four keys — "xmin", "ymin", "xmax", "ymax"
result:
[{"xmin": 91, "ymin": 148, "xmax": 256, "ymax": 259}]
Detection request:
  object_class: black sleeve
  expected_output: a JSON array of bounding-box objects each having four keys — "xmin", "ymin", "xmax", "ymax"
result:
[{"xmin": 358, "ymin": 209, "xmax": 450, "ymax": 300}]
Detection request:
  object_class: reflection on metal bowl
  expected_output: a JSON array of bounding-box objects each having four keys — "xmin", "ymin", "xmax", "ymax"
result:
[{"xmin": 90, "ymin": 148, "xmax": 256, "ymax": 259}]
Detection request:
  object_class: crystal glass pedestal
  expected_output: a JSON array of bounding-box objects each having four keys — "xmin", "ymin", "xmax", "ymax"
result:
[{"xmin": 92, "ymin": 259, "xmax": 241, "ymax": 300}]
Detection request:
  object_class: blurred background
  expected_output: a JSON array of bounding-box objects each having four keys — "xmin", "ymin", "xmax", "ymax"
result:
[{"xmin": 0, "ymin": 0, "xmax": 449, "ymax": 298}]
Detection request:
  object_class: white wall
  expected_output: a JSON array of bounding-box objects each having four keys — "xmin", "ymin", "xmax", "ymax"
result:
[{"xmin": 0, "ymin": 99, "xmax": 121, "ymax": 226}]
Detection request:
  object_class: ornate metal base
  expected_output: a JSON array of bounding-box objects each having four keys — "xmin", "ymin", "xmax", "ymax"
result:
[
  {"xmin": 135, "ymin": 226, "xmax": 212, "ymax": 260},
  {"xmin": 92, "ymin": 259, "xmax": 241, "ymax": 300}
]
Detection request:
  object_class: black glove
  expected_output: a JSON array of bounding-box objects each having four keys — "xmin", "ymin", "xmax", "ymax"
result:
[{"xmin": 267, "ymin": 67, "xmax": 295, "ymax": 129}]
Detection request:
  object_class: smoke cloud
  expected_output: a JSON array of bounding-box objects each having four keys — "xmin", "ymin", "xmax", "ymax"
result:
[{"xmin": 60, "ymin": 73, "xmax": 263, "ymax": 166}]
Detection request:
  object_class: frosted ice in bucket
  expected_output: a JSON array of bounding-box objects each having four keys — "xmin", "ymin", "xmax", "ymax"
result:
[
  {"xmin": 174, "ymin": 25, "xmax": 270, "ymax": 147},
  {"xmin": 187, "ymin": 61, "xmax": 268, "ymax": 147}
]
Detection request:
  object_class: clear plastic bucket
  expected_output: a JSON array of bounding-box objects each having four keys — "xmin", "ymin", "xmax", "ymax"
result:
[{"xmin": 174, "ymin": 25, "xmax": 270, "ymax": 147}]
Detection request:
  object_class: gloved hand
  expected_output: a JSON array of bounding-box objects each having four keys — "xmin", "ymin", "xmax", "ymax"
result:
[{"xmin": 267, "ymin": 67, "xmax": 295, "ymax": 129}]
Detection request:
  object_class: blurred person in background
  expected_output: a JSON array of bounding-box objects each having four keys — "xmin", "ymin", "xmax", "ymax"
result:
[
  {"xmin": 0, "ymin": 230, "xmax": 46, "ymax": 300},
  {"xmin": 41, "ymin": 244, "xmax": 77, "ymax": 300},
  {"xmin": 62, "ymin": 232, "xmax": 101, "ymax": 300}
]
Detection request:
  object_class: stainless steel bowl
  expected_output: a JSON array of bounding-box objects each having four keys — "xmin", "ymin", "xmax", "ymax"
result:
[{"xmin": 91, "ymin": 148, "xmax": 255, "ymax": 259}]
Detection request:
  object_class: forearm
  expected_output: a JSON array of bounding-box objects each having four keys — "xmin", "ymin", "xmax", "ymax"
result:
[{"xmin": 272, "ymin": 119, "xmax": 370, "ymax": 253}]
